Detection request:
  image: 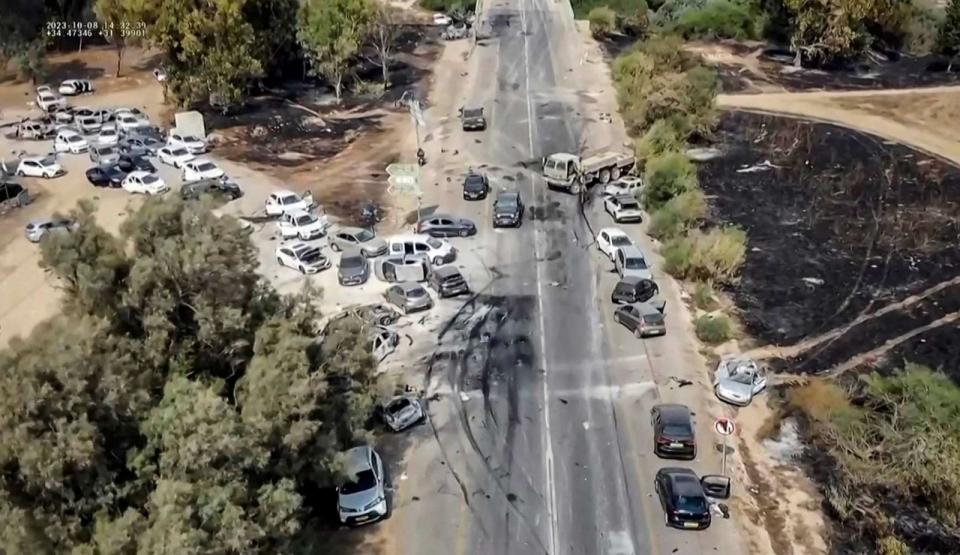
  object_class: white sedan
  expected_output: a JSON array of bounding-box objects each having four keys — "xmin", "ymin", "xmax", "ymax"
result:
[
  {"xmin": 279, "ymin": 210, "xmax": 329, "ymax": 240},
  {"xmin": 58, "ymin": 79, "xmax": 94, "ymax": 96},
  {"xmin": 116, "ymin": 113, "xmax": 142, "ymax": 132},
  {"xmin": 157, "ymin": 146, "xmax": 196, "ymax": 168},
  {"xmin": 97, "ymin": 126, "xmax": 120, "ymax": 146},
  {"xmin": 596, "ymin": 227, "xmax": 636, "ymax": 260},
  {"xmin": 122, "ymin": 171, "xmax": 169, "ymax": 195},
  {"xmin": 54, "ymin": 130, "xmax": 89, "ymax": 154},
  {"xmin": 275, "ymin": 242, "xmax": 331, "ymax": 274},
  {"xmin": 167, "ymin": 132, "xmax": 207, "ymax": 154},
  {"xmin": 16, "ymin": 155, "xmax": 64, "ymax": 178},
  {"xmin": 265, "ymin": 190, "xmax": 315, "ymax": 216},
  {"xmin": 36, "ymin": 91, "xmax": 67, "ymax": 112},
  {"xmin": 182, "ymin": 159, "xmax": 225, "ymax": 182}
]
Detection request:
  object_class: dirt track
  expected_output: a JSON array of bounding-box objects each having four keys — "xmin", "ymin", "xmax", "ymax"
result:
[{"xmin": 718, "ymin": 85, "xmax": 960, "ymax": 166}]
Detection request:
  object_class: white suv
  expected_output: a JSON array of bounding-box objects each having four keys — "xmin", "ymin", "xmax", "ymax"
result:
[{"xmin": 386, "ymin": 233, "xmax": 456, "ymax": 266}]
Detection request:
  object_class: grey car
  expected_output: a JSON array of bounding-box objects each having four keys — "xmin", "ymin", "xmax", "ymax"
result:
[
  {"xmin": 338, "ymin": 248, "xmax": 370, "ymax": 286},
  {"xmin": 329, "ymin": 303, "xmax": 401, "ymax": 328},
  {"xmin": 329, "ymin": 226, "xmax": 388, "ymax": 257},
  {"xmin": 614, "ymin": 302, "xmax": 666, "ymax": 337},
  {"xmin": 337, "ymin": 445, "xmax": 388, "ymax": 526},
  {"xmin": 384, "ymin": 281, "xmax": 434, "ymax": 314},
  {"xmin": 89, "ymin": 144, "xmax": 120, "ymax": 166},
  {"xmin": 24, "ymin": 217, "xmax": 76, "ymax": 243},
  {"xmin": 416, "ymin": 213, "xmax": 477, "ymax": 238},
  {"xmin": 381, "ymin": 396, "xmax": 424, "ymax": 432},
  {"xmin": 612, "ymin": 276, "xmax": 665, "ymax": 312},
  {"xmin": 427, "ymin": 265, "xmax": 469, "ymax": 297},
  {"xmin": 119, "ymin": 134, "xmax": 164, "ymax": 156}
]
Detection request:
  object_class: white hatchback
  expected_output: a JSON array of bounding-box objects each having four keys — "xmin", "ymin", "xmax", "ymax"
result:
[
  {"xmin": 265, "ymin": 190, "xmax": 314, "ymax": 216},
  {"xmin": 16, "ymin": 155, "xmax": 64, "ymax": 178},
  {"xmin": 596, "ymin": 227, "xmax": 636, "ymax": 261},
  {"xmin": 182, "ymin": 159, "xmax": 225, "ymax": 182},
  {"xmin": 122, "ymin": 171, "xmax": 169, "ymax": 195},
  {"xmin": 54, "ymin": 129, "xmax": 89, "ymax": 154},
  {"xmin": 157, "ymin": 145, "xmax": 196, "ymax": 168}
]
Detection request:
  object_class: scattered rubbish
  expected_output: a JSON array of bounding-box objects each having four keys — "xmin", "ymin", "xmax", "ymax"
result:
[
  {"xmin": 749, "ymin": 486, "xmax": 760, "ymax": 495},
  {"xmin": 802, "ymin": 277, "xmax": 824, "ymax": 286},
  {"xmin": 736, "ymin": 160, "xmax": 781, "ymax": 173},
  {"xmin": 400, "ymin": 472, "xmax": 408, "ymax": 481},
  {"xmin": 506, "ymin": 493, "xmax": 518, "ymax": 502},
  {"xmin": 670, "ymin": 376, "xmax": 694, "ymax": 388},
  {"xmin": 412, "ymin": 496, "xmax": 420, "ymax": 501},
  {"xmin": 582, "ymin": 421, "xmax": 590, "ymax": 430},
  {"xmin": 459, "ymin": 391, "xmax": 470, "ymax": 402},
  {"xmin": 559, "ymin": 398, "xmax": 568, "ymax": 405},
  {"xmin": 550, "ymin": 281, "xmax": 561, "ymax": 287},
  {"xmin": 686, "ymin": 147, "xmax": 722, "ymax": 161},
  {"xmin": 719, "ymin": 503, "xmax": 730, "ymax": 518}
]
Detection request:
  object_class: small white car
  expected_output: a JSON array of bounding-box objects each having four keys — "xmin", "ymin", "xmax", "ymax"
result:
[
  {"xmin": 386, "ymin": 234, "xmax": 457, "ymax": 267},
  {"xmin": 157, "ymin": 146, "xmax": 196, "ymax": 168},
  {"xmin": 36, "ymin": 91, "xmax": 67, "ymax": 112},
  {"xmin": 265, "ymin": 190, "xmax": 315, "ymax": 216},
  {"xmin": 275, "ymin": 241, "xmax": 331, "ymax": 274},
  {"xmin": 182, "ymin": 159, "xmax": 225, "ymax": 182},
  {"xmin": 115, "ymin": 113, "xmax": 142, "ymax": 132},
  {"xmin": 16, "ymin": 155, "xmax": 64, "ymax": 178},
  {"xmin": 54, "ymin": 129, "xmax": 89, "ymax": 154},
  {"xmin": 167, "ymin": 132, "xmax": 207, "ymax": 154},
  {"xmin": 153, "ymin": 68, "xmax": 168, "ymax": 82},
  {"xmin": 596, "ymin": 227, "xmax": 636, "ymax": 261},
  {"xmin": 35, "ymin": 85, "xmax": 53, "ymax": 96},
  {"xmin": 714, "ymin": 358, "xmax": 767, "ymax": 406},
  {"xmin": 279, "ymin": 210, "xmax": 329, "ymax": 240},
  {"xmin": 122, "ymin": 171, "xmax": 169, "ymax": 195},
  {"xmin": 602, "ymin": 176, "xmax": 644, "ymax": 198},
  {"xmin": 604, "ymin": 194, "xmax": 644, "ymax": 224},
  {"xmin": 433, "ymin": 13, "xmax": 451, "ymax": 25},
  {"xmin": 97, "ymin": 125, "xmax": 120, "ymax": 146},
  {"xmin": 58, "ymin": 79, "xmax": 94, "ymax": 96}
]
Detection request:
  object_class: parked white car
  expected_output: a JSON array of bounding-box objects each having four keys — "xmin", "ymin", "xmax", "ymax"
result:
[
  {"xmin": 97, "ymin": 125, "xmax": 120, "ymax": 146},
  {"xmin": 604, "ymin": 193, "xmax": 644, "ymax": 224},
  {"xmin": 115, "ymin": 113, "xmax": 142, "ymax": 132},
  {"xmin": 114, "ymin": 107, "xmax": 150, "ymax": 125},
  {"xmin": 157, "ymin": 145, "xmax": 196, "ymax": 168},
  {"xmin": 265, "ymin": 190, "xmax": 315, "ymax": 216},
  {"xmin": 122, "ymin": 171, "xmax": 169, "ymax": 195},
  {"xmin": 58, "ymin": 79, "xmax": 94, "ymax": 96},
  {"xmin": 279, "ymin": 210, "xmax": 329, "ymax": 240},
  {"xmin": 386, "ymin": 233, "xmax": 457, "ymax": 266},
  {"xmin": 54, "ymin": 129, "xmax": 89, "ymax": 154},
  {"xmin": 603, "ymin": 176, "xmax": 644, "ymax": 198},
  {"xmin": 275, "ymin": 241, "xmax": 331, "ymax": 274},
  {"xmin": 167, "ymin": 132, "xmax": 207, "ymax": 154},
  {"xmin": 36, "ymin": 91, "xmax": 67, "ymax": 112},
  {"xmin": 433, "ymin": 13, "xmax": 451, "ymax": 25},
  {"xmin": 714, "ymin": 358, "xmax": 767, "ymax": 406},
  {"xmin": 596, "ymin": 227, "xmax": 636, "ymax": 261},
  {"xmin": 182, "ymin": 159, "xmax": 225, "ymax": 182},
  {"xmin": 16, "ymin": 155, "xmax": 64, "ymax": 178}
]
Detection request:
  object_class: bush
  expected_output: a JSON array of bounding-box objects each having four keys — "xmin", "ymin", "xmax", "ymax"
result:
[
  {"xmin": 941, "ymin": 0, "xmax": 960, "ymax": 55},
  {"xmin": 420, "ymin": 0, "xmax": 467, "ymax": 12},
  {"xmin": 352, "ymin": 80, "xmax": 385, "ymax": 99},
  {"xmin": 904, "ymin": 0, "xmax": 945, "ymax": 55},
  {"xmin": 653, "ymin": 0, "xmax": 707, "ymax": 27},
  {"xmin": 635, "ymin": 114, "xmax": 692, "ymax": 163},
  {"xmin": 662, "ymin": 226, "xmax": 746, "ymax": 284},
  {"xmin": 694, "ymin": 313, "xmax": 732, "ymax": 343},
  {"xmin": 572, "ymin": 0, "xmax": 648, "ymax": 18},
  {"xmin": 620, "ymin": 1, "xmax": 651, "ymax": 36},
  {"xmin": 674, "ymin": 0, "xmax": 761, "ymax": 40},
  {"xmin": 642, "ymin": 151, "xmax": 698, "ymax": 210},
  {"xmin": 649, "ymin": 189, "xmax": 707, "ymax": 239},
  {"xmin": 589, "ymin": 6, "xmax": 618, "ymax": 37},
  {"xmin": 692, "ymin": 281, "xmax": 718, "ymax": 311}
]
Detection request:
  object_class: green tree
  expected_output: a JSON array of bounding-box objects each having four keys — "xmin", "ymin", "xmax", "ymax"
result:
[
  {"xmin": 298, "ymin": 0, "xmax": 376, "ymax": 102},
  {"xmin": 642, "ymin": 151, "xmax": 698, "ymax": 209},
  {"xmin": 783, "ymin": 0, "xmax": 912, "ymax": 65},
  {"xmin": 589, "ymin": 6, "xmax": 618, "ymax": 37},
  {"xmin": 245, "ymin": 0, "xmax": 301, "ymax": 80},
  {"xmin": 366, "ymin": 4, "xmax": 402, "ymax": 86},
  {"xmin": 14, "ymin": 39, "xmax": 49, "ymax": 85},
  {"xmin": 940, "ymin": 0, "xmax": 960, "ymax": 67},
  {"xmin": 94, "ymin": 0, "xmax": 137, "ymax": 76}
]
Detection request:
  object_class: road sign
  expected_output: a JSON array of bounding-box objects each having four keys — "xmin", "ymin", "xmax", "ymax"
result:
[
  {"xmin": 386, "ymin": 163, "xmax": 419, "ymax": 177},
  {"xmin": 715, "ymin": 417, "xmax": 735, "ymax": 436},
  {"xmin": 386, "ymin": 164, "xmax": 421, "ymax": 195}
]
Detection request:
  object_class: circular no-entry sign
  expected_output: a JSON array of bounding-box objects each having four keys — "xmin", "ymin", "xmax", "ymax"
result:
[{"xmin": 715, "ymin": 417, "xmax": 736, "ymax": 436}]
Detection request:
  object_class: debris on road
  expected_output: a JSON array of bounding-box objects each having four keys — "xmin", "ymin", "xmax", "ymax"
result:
[
  {"xmin": 736, "ymin": 159, "xmax": 781, "ymax": 173},
  {"xmin": 670, "ymin": 376, "xmax": 694, "ymax": 388},
  {"xmin": 459, "ymin": 391, "xmax": 470, "ymax": 402}
]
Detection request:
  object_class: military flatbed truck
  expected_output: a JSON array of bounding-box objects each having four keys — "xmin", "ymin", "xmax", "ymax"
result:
[{"xmin": 541, "ymin": 150, "xmax": 635, "ymax": 194}]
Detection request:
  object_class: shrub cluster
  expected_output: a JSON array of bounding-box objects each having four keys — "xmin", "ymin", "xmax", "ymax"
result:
[
  {"xmin": 648, "ymin": 189, "xmax": 707, "ymax": 239},
  {"xmin": 589, "ymin": 6, "xmax": 618, "ymax": 37},
  {"xmin": 694, "ymin": 313, "xmax": 732, "ymax": 343},
  {"xmin": 673, "ymin": 0, "xmax": 763, "ymax": 40},
  {"xmin": 661, "ymin": 226, "xmax": 746, "ymax": 285}
]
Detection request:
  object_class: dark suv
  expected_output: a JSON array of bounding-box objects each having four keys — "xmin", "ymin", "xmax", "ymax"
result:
[
  {"xmin": 650, "ymin": 404, "xmax": 696, "ymax": 459},
  {"xmin": 181, "ymin": 177, "xmax": 243, "ymax": 201},
  {"xmin": 462, "ymin": 172, "xmax": 489, "ymax": 200},
  {"xmin": 428, "ymin": 265, "xmax": 469, "ymax": 298},
  {"xmin": 493, "ymin": 191, "xmax": 524, "ymax": 227}
]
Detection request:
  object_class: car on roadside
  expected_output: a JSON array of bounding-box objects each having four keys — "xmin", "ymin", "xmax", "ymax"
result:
[
  {"xmin": 651, "ymin": 404, "xmax": 696, "ymax": 460},
  {"xmin": 35, "ymin": 85, "xmax": 54, "ymax": 96},
  {"xmin": 278, "ymin": 210, "xmax": 328, "ymax": 240},
  {"xmin": 714, "ymin": 357, "xmax": 767, "ymax": 407},
  {"xmin": 462, "ymin": 172, "xmax": 490, "ymax": 200},
  {"xmin": 182, "ymin": 158, "xmax": 225, "ymax": 182},
  {"xmin": 265, "ymin": 189, "xmax": 314, "ymax": 216},
  {"xmin": 16, "ymin": 155, "xmax": 64, "ymax": 178},
  {"xmin": 24, "ymin": 217, "xmax": 77, "ymax": 243},
  {"xmin": 381, "ymin": 396, "xmax": 424, "ymax": 432},
  {"xmin": 85, "ymin": 164, "xmax": 127, "ymax": 188},
  {"xmin": 97, "ymin": 125, "xmax": 120, "ymax": 146},
  {"xmin": 119, "ymin": 134, "xmax": 164, "ymax": 155},
  {"xmin": 180, "ymin": 177, "xmax": 243, "ymax": 201},
  {"xmin": 337, "ymin": 445, "xmax": 388, "ymax": 526},
  {"xmin": 386, "ymin": 234, "xmax": 456, "ymax": 266},
  {"xmin": 615, "ymin": 245, "xmax": 653, "ymax": 281},
  {"xmin": 493, "ymin": 190, "xmax": 524, "ymax": 227},
  {"xmin": 328, "ymin": 226, "xmax": 388, "ymax": 257},
  {"xmin": 427, "ymin": 265, "xmax": 469, "ymax": 298},
  {"xmin": 122, "ymin": 171, "xmax": 168, "ymax": 195},
  {"xmin": 157, "ymin": 145, "xmax": 195, "ymax": 168},
  {"xmin": 370, "ymin": 325, "xmax": 399, "ymax": 362},
  {"xmin": 417, "ymin": 213, "xmax": 477, "ymax": 238},
  {"xmin": 614, "ymin": 302, "xmax": 666, "ymax": 338},
  {"xmin": 36, "ymin": 90, "xmax": 67, "ymax": 112},
  {"xmin": 596, "ymin": 227, "xmax": 635, "ymax": 261},
  {"xmin": 605, "ymin": 193, "xmax": 644, "ymax": 224},
  {"xmin": 117, "ymin": 153, "xmax": 157, "ymax": 174},
  {"xmin": 375, "ymin": 254, "xmax": 431, "ymax": 283},
  {"xmin": 384, "ymin": 281, "xmax": 434, "ymax": 314},
  {"xmin": 611, "ymin": 276, "xmax": 664, "ymax": 312},
  {"xmin": 602, "ymin": 176, "xmax": 643, "ymax": 198},
  {"xmin": 89, "ymin": 144, "xmax": 120, "ymax": 166},
  {"xmin": 275, "ymin": 241, "xmax": 331, "ymax": 274},
  {"xmin": 338, "ymin": 248, "xmax": 370, "ymax": 286},
  {"xmin": 328, "ymin": 303, "xmax": 402, "ymax": 328},
  {"xmin": 459, "ymin": 106, "xmax": 487, "ymax": 131},
  {"xmin": 75, "ymin": 116, "xmax": 102, "ymax": 135},
  {"xmin": 58, "ymin": 79, "xmax": 94, "ymax": 96},
  {"xmin": 655, "ymin": 468, "xmax": 712, "ymax": 530},
  {"xmin": 70, "ymin": 107, "xmax": 94, "ymax": 119},
  {"xmin": 54, "ymin": 128, "xmax": 89, "ymax": 154},
  {"xmin": 167, "ymin": 131, "xmax": 207, "ymax": 154}
]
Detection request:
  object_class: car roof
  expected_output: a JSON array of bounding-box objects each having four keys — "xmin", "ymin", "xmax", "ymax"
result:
[
  {"xmin": 614, "ymin": 193, "xmax": 638, "ymax": 202},
  {"xmin": 421, "ymin": 213, "xmax": 455, "ymax": 221},
  {"xmin": 659, "ymin": 466, "xmax": 698, "ymax": 479},
  {"xmin": 390, "ymin": 233, "xmax": 433, "ymax": 242},
  {"xmin": 496, "ymin": 190, "xmax": 519, "ymax": 200},
  {"xmin": 28, "ymin": 217, "xmax": 55, "ymax": 226},
  {"xmin": 341, "ymin": 247, "xmax": 364, "ymax": 258},
  {"xmin": 396, "ymin": 281, "xmax": 422, "ymax": 291},
  {"xmin": 287, "ymin": 241, "xmax": 312, "ymax": 251},
  {"xmin": 342, "ymin": 445, "xmax": 374, "ymax": 475},
  {"xmin": 190, "ymin": 158, "xmax": 213, "ymax": 165},
  {"xmin": 617, "ymin": 275, "xmax": 646, "ymax": 285},
  {"xmin": 600, "ymin": 227, "xmax": 628, "ymax": 237},
  {"xmin": 434, "ymin": 265, "xmax": 461, "ymax": 277},
  {"xmin": 337, "ymin": 226, "xmax": 365, "ymax": 235},
  {"xmin": 273, "ymin": 189, "xmax": 297, "ymax": 197},
  {"xmin": 655, "ymin": 404, "xmax": 691, "ymax": 422},
  {"xmin": 618, "ymin": 245, "xmax": 645, "ymax": 257}
]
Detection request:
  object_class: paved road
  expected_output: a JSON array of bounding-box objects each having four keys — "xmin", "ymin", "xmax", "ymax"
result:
[{"xmin": 383, "ymin": 1, "xmax": 751, "ymax": 554}]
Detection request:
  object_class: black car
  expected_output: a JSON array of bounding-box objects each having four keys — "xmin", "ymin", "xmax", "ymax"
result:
[
  {"xmin": 655, "ymin": 468, "xmax": 712, "ymax": 530},
  {"xmin": 460, "ymin": 107, "xmax": 487, "ymax": 131},
  {"xmin": 428, "ymin": 265, "xmax": 469, "ymax": 297},
  {"xmin": 117, "ymin": 153, "xmax": 157, "ymax": 173},
  {"xmin": 493, "ymin": 191, "xmax": 524, "ymax": 227},
  {"xmin": 462, "ymin": 173, "xmax": 490, "ymax": 200},
  {"xmin": 612, "ymin": 276, "xmax": 660, "ymax": 305},
  {"xmin": 85, "ymin": 165, "xmax": 127, "ymax": 188},
  {"xmin": 651, "ymin": 404, "xmax": 696, "ymax": 459},
  {"xmin": 180, "ymin": 177, "xmax": 243, "ymax": 201},
  {"xmin": 417, "ymin": 214, "xmax": 477, "ymax": 238},
  {"xmin": 119, "ymin": 134, "xmax": 164, "ymax": 155}
]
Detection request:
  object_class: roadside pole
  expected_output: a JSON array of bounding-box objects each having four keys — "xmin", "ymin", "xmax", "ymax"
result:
[{"xmin": 715, "ymin": 417, "xmax": 735, "ymax": 477}]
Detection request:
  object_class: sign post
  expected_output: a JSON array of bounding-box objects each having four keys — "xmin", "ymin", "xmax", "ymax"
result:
[
  {"xmin": 386, "ymin": 163, "xmax": 423, "ymax": 223},
  {"xmin": 714, "ymin": 417, "xmax": 735, "ymax": 476}
]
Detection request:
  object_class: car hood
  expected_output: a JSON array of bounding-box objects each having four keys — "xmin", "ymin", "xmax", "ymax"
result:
[
  {"xmin": 361, "ymin": 237, "xmax": 387, "ymax": 252},
  {"xmin": 495, "ymin": 207, "xmax": 518, "ymax": 216},
  {"xmin": 716, "ymin": 379, "xmax": 754, "ymax": 400},
  {"xmin": 405, "ymin": 295, "xmax": 432, "ymax": 307},
  {"xmin": 623, "ymin": 268, "xmax": 653, "ymax": 280},
  {"xmin": 387, "ymin": 402, "xmax": 423, "ymax": 429},
  {"xmin": 340, "ymin": 265, "xmax": 367, "ymax": 277},
  {"xmin": 338, "ymin": 486, "xmax": 382, "ymax": 511}
]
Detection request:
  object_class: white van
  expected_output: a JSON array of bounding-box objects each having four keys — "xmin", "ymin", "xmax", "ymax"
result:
[{"xmin": 387, "ymin": 233, "xmax": 456, "ymax": 266}]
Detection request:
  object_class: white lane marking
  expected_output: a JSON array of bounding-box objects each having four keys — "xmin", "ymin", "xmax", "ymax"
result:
[
  {"xmin": 522, "ymin": 0, "xmax": 558, "ymax": 554},
  {"xmin": 604, "ymin": 531, "xmax": 636, "ymax": 555}
]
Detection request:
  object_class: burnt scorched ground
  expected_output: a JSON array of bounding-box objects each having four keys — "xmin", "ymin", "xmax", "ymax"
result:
[{"xmin": 701, "ymin": 112, "xmax": 960, "ymax": 375}]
